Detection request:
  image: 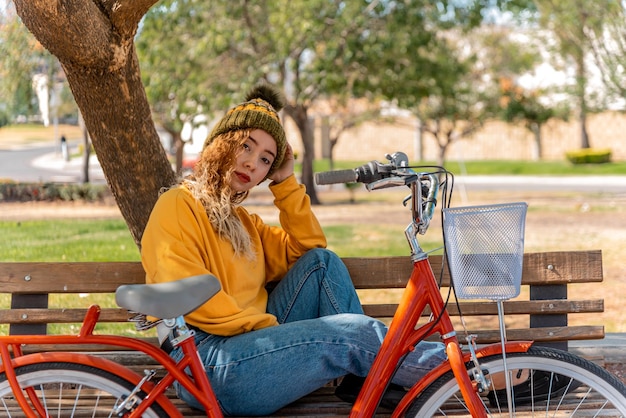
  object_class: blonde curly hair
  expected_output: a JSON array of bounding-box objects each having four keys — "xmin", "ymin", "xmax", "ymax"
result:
[{"xmin": 181, "ymin": 129, "xmax": 255, "ymax": 259}]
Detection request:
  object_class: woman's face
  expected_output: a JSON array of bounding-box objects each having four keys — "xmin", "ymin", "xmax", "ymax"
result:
[{"xmin": 230, "ymin": 129, "xmax": 277, "ymax": 192}]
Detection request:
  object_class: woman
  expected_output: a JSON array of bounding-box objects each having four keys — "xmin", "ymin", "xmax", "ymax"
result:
[{"xmin": 140, "ymin": 84, "xmax": 446, "ymax": 415}]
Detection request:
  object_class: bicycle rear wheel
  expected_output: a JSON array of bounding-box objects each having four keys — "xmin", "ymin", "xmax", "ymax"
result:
[
  {"xmin": 407, "ymin": 345, "xmax": 626, "ymax": 417},
  {"xmin": 0, "ymin": 361, "xmax": 168, "ymax": 417}
]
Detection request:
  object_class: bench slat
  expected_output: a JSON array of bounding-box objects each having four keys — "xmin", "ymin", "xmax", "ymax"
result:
[
  {"xmin": 343, "ymin": 250, "xmax": 603, "ymax": 288},
  {"xmin": 472, "ymin": 325, "xmax": 605, "ymax": 343},
  {"xmin": 362, "ymin": 299, "xmax": 604, "ymax": 318},
  {"xmin": 0, "ymin": 250, "xmax": 602, "ymax": 294},
  {"xmin": 0, "ymin": 261, "xmax": 145, "ymax": 293},
  {"xmin": 0, "ymin": 308, "xmax": 132, "ymax": 323},
  {"xmin": 0, "ymin": 250, "xmax": 605, "ymax": 343},
  {"xmin": 0, "ymin": 299, "xmax": 603, "ymax": 325},
  {"xmin": 16, "ymin": 324, "xmax": 603, "ymax": 351}
]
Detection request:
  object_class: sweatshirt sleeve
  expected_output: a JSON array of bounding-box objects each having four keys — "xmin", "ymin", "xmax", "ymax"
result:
[{"xmin": 253, "ymin": 174, "xmax": 327, "ymax": 282}]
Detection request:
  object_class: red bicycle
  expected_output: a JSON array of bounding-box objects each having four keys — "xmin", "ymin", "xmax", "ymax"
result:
[{"xmin": 1, "ymin": 151, "xmax": 625, "ymax": 417}]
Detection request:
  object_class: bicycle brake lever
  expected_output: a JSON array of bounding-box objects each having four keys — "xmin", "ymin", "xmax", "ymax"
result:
[
  {"xmin": 366, "ymin": 174, "xmax": 418, "ymax": 191},
  {"xmin": 402, "ymin": 194, "xmax": 411, "ymax": 207}
]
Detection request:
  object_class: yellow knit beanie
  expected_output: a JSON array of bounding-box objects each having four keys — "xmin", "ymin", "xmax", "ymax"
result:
[{"xmin": 204, "ymin": 84, "xmax": 287, "ymax": 175}]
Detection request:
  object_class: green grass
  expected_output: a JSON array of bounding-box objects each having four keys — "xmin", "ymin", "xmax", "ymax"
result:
[
  {"xmin": 0, "ymin": 219, "xmax": 141, "ymax": 335},
  {"xmin": 0, "ymin": 219, "xmax": 140, "ymax": 262},
  {"xmin": 312, "ymin": 159, "xmax": 626, "ymax": 175},
  {"xmin": 324, "ymin": 224, "xmax": 442, "ymax": 257}
]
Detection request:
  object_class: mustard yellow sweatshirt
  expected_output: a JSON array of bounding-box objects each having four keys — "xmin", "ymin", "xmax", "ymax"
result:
[{"xmin": 140, "ymin": 175, "xmax": 326, "ymax": 336}]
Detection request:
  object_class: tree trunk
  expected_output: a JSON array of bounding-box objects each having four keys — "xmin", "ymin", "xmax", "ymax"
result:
[
  {"xmin": 62, "ymin": 54, "xmax": 175, "ymax": 246},
  {"xmin": 174, "ymin": 133, "xmax": 184, "ymax": 176},
  {"xmin": 437, "ymin": 143, "xmax": 446, "ymax": 168},
  {"xmin": 329, "ymin": 139, "xmax": 337, "ymax": 172},
  {"xmin": 435, "ymin": 126, "xmax": 452, "ymax": 168},
  {"xmin": 415, "ymin": 118, "xmax": 424, "ymax": 162},
  {"xmin": 285, "ymin": 104, "xmax": 320, "ymax": 205},
  {"xmin": 580, "ymin": 106, "xmax": 590, "ymax": 149},
  {"xmin": 14, "ymin": 0, "xmax": 175, "ymax": 248},
  {"xmin": 78, "ymin": 111, "xmax": 90, "ymax": 184},
  {"xmin": 530, "ymin": 122, "xmax": 542, "ymax": 161},
  {"xmin": 577, "ymin": 50, "xmax": 591, "ymax": 149}
]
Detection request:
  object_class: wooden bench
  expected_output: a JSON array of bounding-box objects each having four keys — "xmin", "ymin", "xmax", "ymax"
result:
[{"xmin": 0, "ymin": 249, "xmax": 605, "ymax": 417}]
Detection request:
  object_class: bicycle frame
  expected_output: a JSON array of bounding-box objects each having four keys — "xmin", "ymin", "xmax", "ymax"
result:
[
  {"xmin": 0, "ymin": 305, "xmax": 223, "ymax": 418},
  {"xmin": 349, "ymin": 254, "xmax": 532, "ymax": 417}
]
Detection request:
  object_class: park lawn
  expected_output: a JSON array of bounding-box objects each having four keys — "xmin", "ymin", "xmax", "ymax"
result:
[
  {"xmin": 1, "ymin": 219, "xmax": 140, "ymax": 262},
  {"xmin": 0, "ymin": 219, "xmax": 141, "ymax": 335}
]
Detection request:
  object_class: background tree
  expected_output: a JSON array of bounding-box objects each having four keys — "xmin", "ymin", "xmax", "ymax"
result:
[
  {"xmin": 0, "ymin": 8, "xmax": 49, "ymax": 125},
  {"xmin": 585, "ymin": 0, "xmax": 626, "ymax": 104},
  {"xmin": 136, "ymin": 0, "xmax": 384, "ymax": 204},
  {"xmin": 136, "ymin": 0, "xmax": 242, "ymax": 175},
  {"xmin": 136, "ymin": 0, "xmax": 469, "ymax": 204},
  {"xmin": 368, "ymin": 4, "xmax": 545, "ymax": 167},
  {"xmin": 534, "ymin": 0, "xmax": 609, "ymax": 149},
  {"xmin": 319, "ymin": 99, "xmax": 383, "ymax": 171},
  {"xmin": 379, "ymin": 28, "xmax": 501, "ymax": 167},
  {"xmin": 499, "ymin": 78, "xmax": 569, "ymax": 160},
  {"xmin": 488, "ymin": 25, "xmax": 570, "ymax": 161}
]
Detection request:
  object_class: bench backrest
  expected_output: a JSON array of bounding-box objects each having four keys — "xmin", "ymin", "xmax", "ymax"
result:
[{"xmin": 0, "ymin": 250, "xmax": 604, "ymax": 350}]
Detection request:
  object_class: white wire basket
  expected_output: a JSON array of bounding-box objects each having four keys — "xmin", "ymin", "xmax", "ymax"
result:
[{"xmin": 443, "ymin": 202, "xmax": 528, "ymax": 301}]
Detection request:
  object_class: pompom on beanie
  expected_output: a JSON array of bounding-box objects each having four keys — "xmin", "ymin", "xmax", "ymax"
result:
[{"xmin": 204, "ymin": 84, "xmax": 287, "ymax": 175}]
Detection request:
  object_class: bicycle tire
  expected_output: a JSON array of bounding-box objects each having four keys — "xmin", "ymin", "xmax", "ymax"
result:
[
  {"xmin": 0, "ymin": 361, "xmax": 169, "ymax": 417},
  {"xmin": 406, "ymin": 345, "xmax": 626, "ymax": 417}
]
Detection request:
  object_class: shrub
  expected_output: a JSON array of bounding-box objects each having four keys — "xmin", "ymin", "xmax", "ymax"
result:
[
  {"xmin": 565, "ymin": 148, "xmax": 612, "ymax": 164},
  {"xmin": 0, "ymin": 181, "xmax": 111, "ymax": 202}
]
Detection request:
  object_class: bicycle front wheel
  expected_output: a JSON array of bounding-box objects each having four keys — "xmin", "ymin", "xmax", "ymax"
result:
[
  {"xmin": 407, "ymin": 345, "xmax": 626, "ymax": 417},
  {"xmin": 0, "ymin": 361, "xmax": 168, "ymax": 417}
]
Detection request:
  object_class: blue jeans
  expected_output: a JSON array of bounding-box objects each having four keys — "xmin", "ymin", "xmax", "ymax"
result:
[{"xmin": 172, "ymin": 248, "xmax": 446, "ymax": 416}]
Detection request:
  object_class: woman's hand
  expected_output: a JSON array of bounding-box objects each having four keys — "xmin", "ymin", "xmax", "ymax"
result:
[{"xmin": 269, "ymin": 142, "xmax": 295, "ymax": 184}]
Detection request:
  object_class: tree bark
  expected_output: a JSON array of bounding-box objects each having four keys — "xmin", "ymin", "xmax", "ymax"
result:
[
  {"xmin": 530, "ymin": 122, "xmax": 542, "ymax": 161},
  {"xmin": 78, "ymin": 111, "xmax": 90, "ymax": 184},
  {"xmin": 576, "ymin": 43, "xmax": 591, "ymax": 149},
  {"xmin": 14, "ymin": 0, "xmax": 176, "ymax": 248},
  {"xmin": 285, "ymin": 104, "xmax": 320, "ymax": 205}
]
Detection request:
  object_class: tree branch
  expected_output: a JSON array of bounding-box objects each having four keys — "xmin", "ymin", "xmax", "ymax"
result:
[
  {"xmin": 14, "ymin": 0, "xmax": 158, "ymax": 70},
  {"xmin": 103, "ymin": 0, "xmax": 159, "ymax": 38}
]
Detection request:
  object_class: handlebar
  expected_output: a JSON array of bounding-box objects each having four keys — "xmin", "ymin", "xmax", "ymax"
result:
[
  {"xmin": 314, "ymin": 152, "xmax": 411, "ymax": 190},
  {"xmin": 314, "ymin": 160, "xmax": 394, "ymax": 186},
  {"xmin": 314, "ymin": 152, "xmax": 449, "ymax": 236}
]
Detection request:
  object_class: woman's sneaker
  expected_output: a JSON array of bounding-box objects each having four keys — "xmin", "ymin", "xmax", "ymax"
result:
[{"xmin": 335, "ymin": 374, "xmax": 407, "ymax": 410}]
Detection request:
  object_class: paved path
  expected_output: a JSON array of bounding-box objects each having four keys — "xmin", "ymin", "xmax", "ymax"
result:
[{"xmin": 0, "ymin": 142, "xmax": 106, "ymax": 183}]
